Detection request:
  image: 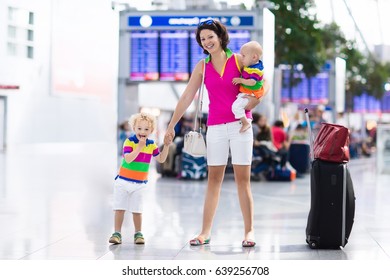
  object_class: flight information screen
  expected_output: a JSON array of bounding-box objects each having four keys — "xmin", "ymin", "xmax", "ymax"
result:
[
  {"xmin": 160, "ymin": 31, "xmax": 189, "ymax": 81},
  {"xmin": 310, "ymin": 73, "xmax": 329, "ymax": 104},
  {"xmin": 129, "ymin": 29, "xmax": 252, "ymax": 81},
  {"xmin": 228, "ymin": 30, "xmax": 251, "ymax": 54},
  {"xmin": 281, "ymin": 70, "xmax": 329, "ymax": 105},
  {"xmin": 189, "ymin": 32, "xmax": 207, "ymax": 72},
  {"xmin": 130, "ymin": 31, "xmax": 159, "ymax": 81}
]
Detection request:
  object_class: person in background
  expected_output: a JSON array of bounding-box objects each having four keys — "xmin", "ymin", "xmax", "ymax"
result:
[
  {"xmin": 118, "ymin": 121, "xmax": 132, "ymax": 155},
  {"xmin": 271, "ymin": 120, "xmax": 289, "ymax": 168},
  {"xmin": 252, "ymin": 114, "xmax": 276, "ymax": 181},
  {"xmin": 251, "ymin": 112, "xmax": 261, "ymax": 140},
  {"xmin": 232, "ymin": 41, "xmax": 265, "ymax": 133},
  {"xmin": 253, "ymin": 114, "xmax": 275, "ymax": 158},
  {"xmin": 290, "ymin": 124, "xmax": 308, "ymax": 143},
  {"xmin": 109, "ymin": 112, "xmax": 171, "ymax": 245},
  {"xmin": 165, "ymin": 19, "xmax": 269, "ymax": 248}
]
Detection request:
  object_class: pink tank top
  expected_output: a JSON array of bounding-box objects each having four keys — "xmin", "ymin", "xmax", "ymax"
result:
[{"xmin": 204, "ymin": 49, "xmax": 252, "ymax": 126}]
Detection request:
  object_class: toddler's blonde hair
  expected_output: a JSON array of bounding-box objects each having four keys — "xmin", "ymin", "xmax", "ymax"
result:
[{"xmin": 128, "ymin": 112, "xmax": 157, "ymax": 133}]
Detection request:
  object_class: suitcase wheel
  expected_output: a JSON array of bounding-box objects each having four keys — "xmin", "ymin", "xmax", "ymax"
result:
[{"xmin": 308, "ymin": 241, "xmax": 318, "ymax": 249}]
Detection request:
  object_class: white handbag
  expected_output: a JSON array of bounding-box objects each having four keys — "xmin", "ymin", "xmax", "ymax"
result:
[
  {"xmin": 183, "ymin": 131, "xmax": 206, "ymax": 157},
  {"xmin": 183, "ymin": 59, "xmax": 207, "ymax": 158}
]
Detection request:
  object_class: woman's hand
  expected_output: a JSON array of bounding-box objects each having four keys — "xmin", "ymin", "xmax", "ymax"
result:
[
  {"xmin": 164, "ymin": 131, "xmax": 174, "ymax": 146},
  {"xmin": 165, "ymin": 126, "xmax": 175, "ymax": 145}
]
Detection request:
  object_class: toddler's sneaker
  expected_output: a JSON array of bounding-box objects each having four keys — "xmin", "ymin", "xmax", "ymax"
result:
[
  {"xmin": 134, "ymin": 232, "xmax": 145, "ymax": 245},
  {"xmin": 109, "ymin": 232, "xmax": 122, "ymax": 244}
]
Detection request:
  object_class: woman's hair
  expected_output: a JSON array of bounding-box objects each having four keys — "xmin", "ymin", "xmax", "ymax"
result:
[
  {"xmin": 195, "ymin": 20, "xmax": 230, "ymax": 54},
  {"xmin": 128, "ymin": 112, "xmax": 157, "ymax": 133}
]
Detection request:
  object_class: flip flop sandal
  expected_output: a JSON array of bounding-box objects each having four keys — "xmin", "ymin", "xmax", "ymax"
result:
[
  {"xmin": 242, "ymin": 240, "xmax": 256, "ymax": 247},
  {"xmin": 189, "ymin": 237, "xmax": 210, "ymax": 246}
]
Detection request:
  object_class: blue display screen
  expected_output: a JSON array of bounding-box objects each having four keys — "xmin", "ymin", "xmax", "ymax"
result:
[
  {"xmin": 160, "ymin": 31, "xmax": 189, "ymax": 81},
  {"xmin": 228, "ymin": 30, "xmax": 251, "ymax": 53},
  {"xmin": 310, "ymin": 73, "xmax": 329, "ymax": 104},
  {"xmin": 189, "ymin": 32, "xmax": 207, "ymax": 72},
  {"xmin": 130, "ymin": 31, "xmax": 159, "ymax": 81},
  {"xmin": 281, "ymin": 70, "xmax": 329, "ymax": 105},
  {"xmin": 128, "ymin": 15, "xmax": 255, "ymax": 28},
  {"xmin": 129, "ymin": 29, "xmax": 251, "ymax": 81}
]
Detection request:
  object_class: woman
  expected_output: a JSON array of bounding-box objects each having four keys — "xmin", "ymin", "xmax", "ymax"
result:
[
  {"xmin": 165, "ymin": 19, "xmax": 269, "ymax": 247},
  {"xmin": 253, "ymin": 114, "xmax": 275, "ymax": 159}
]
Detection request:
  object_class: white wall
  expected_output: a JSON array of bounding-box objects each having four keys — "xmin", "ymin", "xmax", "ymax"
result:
[{"xmin": 0, "ymin": 0, "xmax": 118, "ymax": 147}]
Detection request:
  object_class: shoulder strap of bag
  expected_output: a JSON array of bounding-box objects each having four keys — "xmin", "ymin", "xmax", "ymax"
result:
[{"xmin": 194, "ymin": 59, "xmax": 205, "ymax": 133}]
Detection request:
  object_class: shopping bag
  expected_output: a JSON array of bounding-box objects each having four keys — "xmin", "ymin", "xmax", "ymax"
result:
[{"xmin": 183, "ymin": 131, "xmax": 207, "ymax": 158}]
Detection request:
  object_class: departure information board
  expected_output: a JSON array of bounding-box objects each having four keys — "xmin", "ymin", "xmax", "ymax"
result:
[
  {"xmin": 130, "ymin": 31, "xmax": 159, "ymax": 81},
  {"xmin": 129, "ymin": 30, "xmax": 251, "ymax": 81},
  {"xmin": 382, "ymin": 92, "xmax": 390, "ymax": 113},
  {"xmin": 310, "ymin": 73, "xmax": 329, "ymax": 103},
  {"xmin": 281, "ymin": 70, "xmax": 329, "ymax": 105},
  {"xmin": 160, "ymin": 31, "xmax": 189, "ymax": 81},
  {"xmin": 228, "ymin": 30, "xmax": 251, "ymax": 53},
  {"xmin": 189, "ymin": 33, "xmax": 207, "ymax": 72},
  {"xmin": 353, "ymin": 93, "xmax": 381, "ymax": 113},
  {"xmin": 124, "ymin": 12, "xmax": 258, "ymax": 81}
]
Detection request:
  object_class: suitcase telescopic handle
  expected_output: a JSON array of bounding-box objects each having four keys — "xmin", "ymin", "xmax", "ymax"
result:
[{"xmin": 304, "ymin": 108, "xmax": 314, "ymax": 162}]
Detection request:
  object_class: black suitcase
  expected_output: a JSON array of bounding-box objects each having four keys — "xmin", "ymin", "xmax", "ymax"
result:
[
  {"xmin": 304, "ymin": 108, "xmax": 356, "ymax": 249},
  {"xmin": 306, "ymin": 159, "xmax": 355, "ymax": 249}
]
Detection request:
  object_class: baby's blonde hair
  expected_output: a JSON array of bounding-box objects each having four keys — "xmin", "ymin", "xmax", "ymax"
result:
[
  {"xmin": 242, "ymin": 40, "xmax": 263, "ymax": 59},
  {"xmin": 128, "ymin": 112, "xmax": 157, "ymax": 133}
]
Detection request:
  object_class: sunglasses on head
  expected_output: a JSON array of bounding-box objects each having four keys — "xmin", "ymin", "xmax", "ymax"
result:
[{"xmin": 198, "ymin": 19, "xmax": 216, "ymax": 27}]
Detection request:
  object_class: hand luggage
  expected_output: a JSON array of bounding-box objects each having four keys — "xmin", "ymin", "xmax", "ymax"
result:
[
  {"xmin": 306, "ymin": 159, "xmax": 355, "ymax": 248},
  {"xmin": 288, "ymin": 143, "xmax": 310, "ymax": 174},
  {"xmin": 266, "ymin": 165, "xmax": 296, "ymax": 181},
  {"xmin": 304, "ymin": 108, "xmax": 356, "ymax": 249},
  {"xmin": 157, "ymin": 143, "xmax": 178, "ymax": 177},
  {"xmin": 180, "ymin": 152, "xmax": 207, "ymax": 180},
  {"xmin": 313, "ymin": 123, "xmax": 350, "ymax": 163}
]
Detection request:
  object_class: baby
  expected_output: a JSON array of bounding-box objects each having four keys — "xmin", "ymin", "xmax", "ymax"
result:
[{"xmin": 232, "ymin": 41, "xmax": 265, "ymax": 133}]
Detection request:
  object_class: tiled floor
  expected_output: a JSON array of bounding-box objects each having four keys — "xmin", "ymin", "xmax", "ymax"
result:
[{"xmin": 1, "ymin": 142, "xmax": 390, "ymax": 260}]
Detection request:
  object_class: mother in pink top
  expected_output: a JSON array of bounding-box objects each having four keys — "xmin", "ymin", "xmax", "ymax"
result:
[{"xmin": 165, "ymin": 19, "xmax": 269, "ymax": 247}]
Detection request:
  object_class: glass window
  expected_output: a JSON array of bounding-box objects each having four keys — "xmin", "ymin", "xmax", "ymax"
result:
[
  {"xmin": 29, "ymin": 12, "xmax": 34, "ymax": 25},
  {"xmin": 7, "ymin": 26, "xmax": 17, "ymax": 38},
  {"xmin": 27, "ymin": 30, "xmax": 34, "ymax": 41},
  {"xmin": 8, "ymin": 7, "xmax": 30, "ymax": 25},
  {"xmin": 27, "ymin": 46, "xmax": 34, "ymax": 59},
  {"xmin": 8, "ymin": 7, "xmax": 16, "ymax": 21},
  {"xmin": 7, "ymin": 7, "xmax": 34, "ymax": 59},
  {"xmin": 7, "ymin": 43, "xmax": 17, "ymax": 56}
]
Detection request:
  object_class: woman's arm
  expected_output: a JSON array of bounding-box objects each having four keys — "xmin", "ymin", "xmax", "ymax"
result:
[
  {"xmin": 244, "ymin": 79, "xmax": 270, "ymax": 110},
  {"xmin": 166, "ymin": 60, "xmax": 204, "ymax": 139}
]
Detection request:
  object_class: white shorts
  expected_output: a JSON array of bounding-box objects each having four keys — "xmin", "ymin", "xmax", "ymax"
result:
[
  {"xmin": 206, "ymin": 120, "xmax": 253, "ymax": 166},
  {"xmin": 113, "ymin": 178, "xmax": 147, "ymax": 213}
]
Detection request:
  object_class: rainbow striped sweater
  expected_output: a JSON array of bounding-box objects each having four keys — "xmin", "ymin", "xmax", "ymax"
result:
[
  {"xmin": 240, "ymin": 60, "xmax": 265, "ymax": 99},
  {"xmin": 117, "ymin": 135, "xmax": 160, "ymax": 183}
]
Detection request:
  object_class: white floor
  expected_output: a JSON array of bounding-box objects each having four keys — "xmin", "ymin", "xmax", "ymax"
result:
[{"xmin": 1, "ymin": 143, "xmax": 390, "ymax": 261}]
